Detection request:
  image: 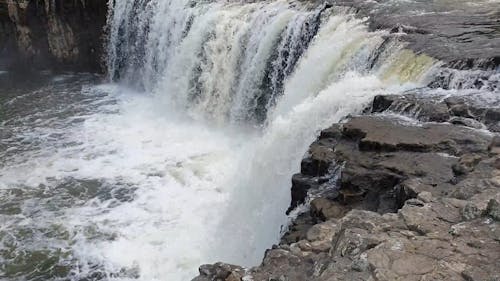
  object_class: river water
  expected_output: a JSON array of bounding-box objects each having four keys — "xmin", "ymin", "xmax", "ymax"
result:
[{"xmin": 1, "ymin": 0, "xmax": 487, "ymax": 280}]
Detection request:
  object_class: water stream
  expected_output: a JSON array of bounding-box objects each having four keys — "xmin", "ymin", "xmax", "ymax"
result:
[{"xmin": 0, "ymin": 0, "xmax": 473, "ymax": 280}]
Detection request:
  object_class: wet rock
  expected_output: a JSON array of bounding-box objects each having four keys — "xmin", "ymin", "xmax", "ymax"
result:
[
  {"xmin": 289, "ymin": 174, "xmax": 318, "ymax": 212},
  {"xmin": 193, "ymin": 263, "xmax": 244, "ymax": 281},
  {"xmin": 371, "ymin": 93, "xmax": 500, "ymax": 133},
  {"xmin": 194, "ymin": 98, "xmax": 500, "ymax": 281},
  {"xmin": 449, "ymin": 103, "xmax": 476, "ymax": 119},
  {"xmin": 310, "ymin": 198, "xmax": 348, "ymax": 221},
  {"xmin": 371, "ymin": 94, "xmax": 450, "ymax": 122},
  {"xmin": 331, "ymin": 115, "xmax": 489, "ymax": 213},
  {"xmin": 331, "ymin": 0, "xmax": 500, "ymax": 69},
  {"xmin": 0, "ymin": 0, "xmax": 107, "ymax": 71},
  {"xmin": 301, "ymin": 143, "xmax": 336, "ymax": 177},
  {"xmin": 489, "ymin": 136, "xmax": 500, "ymax": 155},
  {"xmin": 449, "ymin": 117, "xmax": 486, "ymax": 129},
  {"xmin": 345, "ymin": 115, "xmax": 491, "ymax": 155},
  {"xmin": 371, "ymin": 95, "xmax": 398, "ymax": 113},
  {"xmin": 490, "ymin": 123, "xmax": 500, "ymax": 134},
  {"xmin": 318, "ymin": 124, "xmax": 342, "ymax": 139},
  {"xmin": 485, "ymin": 108, "xmax": 500, "ymax": 127},
  {"xmin": 281, "ymin": 213, "xmax": 316, "ymax": 244}
]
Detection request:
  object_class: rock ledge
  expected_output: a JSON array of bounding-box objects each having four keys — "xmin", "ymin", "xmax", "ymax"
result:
[{"xmin": 193, "ymin": 94, "xmax": 500, "ymax": 281}]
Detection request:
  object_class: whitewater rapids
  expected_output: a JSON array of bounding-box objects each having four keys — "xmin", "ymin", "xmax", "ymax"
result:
[{"xmin": 0, "ymin": 0, "xmax": 440, "ymax": 280}]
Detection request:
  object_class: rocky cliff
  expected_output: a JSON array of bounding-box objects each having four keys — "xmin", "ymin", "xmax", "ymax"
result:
[
  {"xmin": 185, "ymin": 1, "xmax": 500, "ymax": 280},
  {"xmin": 1, "ymin": 0, "xmax": 498, "ymax": 279},
  {"xmin": 0, "ymin": 0, "xmax": 107, "ymax": 72},
  {"xmin": 1, "ymin": 0, "xmax": 499, "ymax": 73},
  {"xmin": 194, "ymin": 93, "xmax": 500, "ymax": 281}
]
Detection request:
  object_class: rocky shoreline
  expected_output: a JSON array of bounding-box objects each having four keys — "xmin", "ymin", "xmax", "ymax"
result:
[
  {"xmin": 193, "ymin": 92, "xmax": 500, "ymax": 281},
  {"xmin": 191, "ymin": 1, "xmax": 500, "ymax": 279},
  {"xmin": 1, "ymin": 1, "xmax": 499, "ymax": 280}
]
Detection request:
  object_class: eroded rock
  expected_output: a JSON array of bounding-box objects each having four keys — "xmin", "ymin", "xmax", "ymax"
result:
[
  {"xmin": 0, "ymin": 0, "xmax": 107, "ymax": 71},
  {"xmin": 193, "ymin": 88, "xmax": 499, "ymax": 281}
]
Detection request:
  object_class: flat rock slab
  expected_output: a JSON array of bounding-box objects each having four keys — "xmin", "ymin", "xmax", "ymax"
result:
[
  {"xmin": 193, "ymin": 109, "xmax": 500, "ymax": 281},
  {"xmin": 344, "ymin": 115, "xmax": 492, "ymax": 154},
  {"xmin": 371, "ymin": 93, "xmax": 500, "ymax": 132},
  {"xmin": 331, "ymin": 0, "xmax": 500, "ymax": 69},
  {"xmin": 195, "ymin": 110, "xmax": 500, "ymax": 281}
]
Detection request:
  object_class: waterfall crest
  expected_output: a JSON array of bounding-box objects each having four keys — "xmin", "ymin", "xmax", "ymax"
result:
[
  {"xmin": 2, "ymin": 1, "xmax": 497, "ymax": 281},
  {"xmin": 103, "ymin": 0, "xmax": 437, "ymax": 279},
  {"xmin": 107, "ymin": 0, "xmax": 433, "ymax": 125}
]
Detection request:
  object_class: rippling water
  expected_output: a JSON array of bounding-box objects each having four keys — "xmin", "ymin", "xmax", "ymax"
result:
[
  {"xmin": 0, "ymin": 72, "xmax": 426, "ymax": 281},
  {"xmin": 0, "ymin": 72, "xmax": 243, "ymax": 280}
]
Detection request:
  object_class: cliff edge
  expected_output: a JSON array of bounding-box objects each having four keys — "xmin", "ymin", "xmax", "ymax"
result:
[
  {"xmin": 193, "ymin": 94, "xmax": 500, "ymax": 281},
  {"xmin": 0, "ymin": 0, "xmax": 107, "ymax": 72}
]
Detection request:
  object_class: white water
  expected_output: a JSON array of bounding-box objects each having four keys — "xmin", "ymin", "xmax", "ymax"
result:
[
  {"xmin": 0, "ymin": 1, "xmax": 438, "ymax": 280},
  {"xmin": 103, "ymin": 0, "xmax": 436, "ymax": 277}
]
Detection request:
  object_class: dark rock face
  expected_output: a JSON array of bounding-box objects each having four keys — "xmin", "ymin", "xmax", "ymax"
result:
[
  {"xmin": 193, "ymin": 95, "xmax": 500, "ymax": 281},
  {"xmin": 192, "ymin": 263, "xmax": 245, "ymax": 281},
  {"xmin": 331, "ymin": 0, "xmax": 500, "ymax": 70},
  {"xmin": 0, "ymin": 0, "xmax": 107, "ymax": 72},
  {"xmin": 296, "ymin": 114, "xmax": 493, "ymax": 215},
  {"xmin": 2, "ymin": 0, "xmax": 499, "ymax": 73},
  {"xmin": 371, "ymin": 92, "xmax": 500, "ymax": 132}
]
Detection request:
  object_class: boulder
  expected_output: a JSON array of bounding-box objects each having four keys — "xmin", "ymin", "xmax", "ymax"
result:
[
  {"xmin": 310, "ymin": 198, "xmax": 348, "ymax": 221},
  {"xmin": 193, "ymin": 263, "xmax": 244, "ymax": 281},
  {"xmin": 288, "ymin": 174, "xmax": 318, "ymax": 212}
]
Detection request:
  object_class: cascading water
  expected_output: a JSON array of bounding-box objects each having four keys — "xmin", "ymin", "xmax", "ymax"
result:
[
  {"xmin": 103, "ymin": 0, "xmax": 437, "ymax": 276},
  {"xmin": 1, "ymin": 0, "xmax": 445, "ymax": 280},
  {"xmin": 107, "ymin": 0, "xmax": 335, "ymax": 124}
]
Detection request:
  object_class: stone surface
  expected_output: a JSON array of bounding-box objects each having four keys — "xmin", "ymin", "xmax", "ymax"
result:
[
  {"xmin": 193, "ymin": 94, "xmax": 500, "ymax": 281},
  {"xmin": 331, "ymin": 0, "xmax": 500, "ymax": 70},
  {"xmin": 371, "ymin": 92, "xmax": 500, "ymax": 132},
  {"xmin": 289, "ymin": 174, "xmax": 319, "ymax": 212},
  {"xmin": 0, "ymin": 0, "xmax": 107, "ymax": 71},
  {"xmin": 2, "ymin": 0, "xmax": 499, "ymax": 74},
  {"xmin": 310, "ymin": 198, "xmax": 348, "ymax": 220},
  {"xmin": 192, "ymin": 263, "xmax": 245, "ymax": 281}
]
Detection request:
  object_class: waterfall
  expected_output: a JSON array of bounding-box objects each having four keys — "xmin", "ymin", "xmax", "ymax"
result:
[
  {"xmin": 4, "ymin": 0, "xmax": 500, "ymax": 280},
  {"xmin": 107, "ymin": 0, "xmax": 381, "ymax": 124},
  {"xmin": 93, "ymin": 0, "xmax": 437, "ymax": 279}
]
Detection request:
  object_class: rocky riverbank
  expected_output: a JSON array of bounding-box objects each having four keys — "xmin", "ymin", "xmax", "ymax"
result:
[
  {"xmin": 192, "ymin": 1, "xmax": 499, "ymax": 279},
  {"xmin": 1, "ymin": 0, "xmax": 498, "ymax": 280},
  {"xmin": 0, "ymin": 0, "xmax": 107, "ymax": 71},
  {"xmin": 193, "ymin": 92, "xmax": 500, "ymax": 281}
]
